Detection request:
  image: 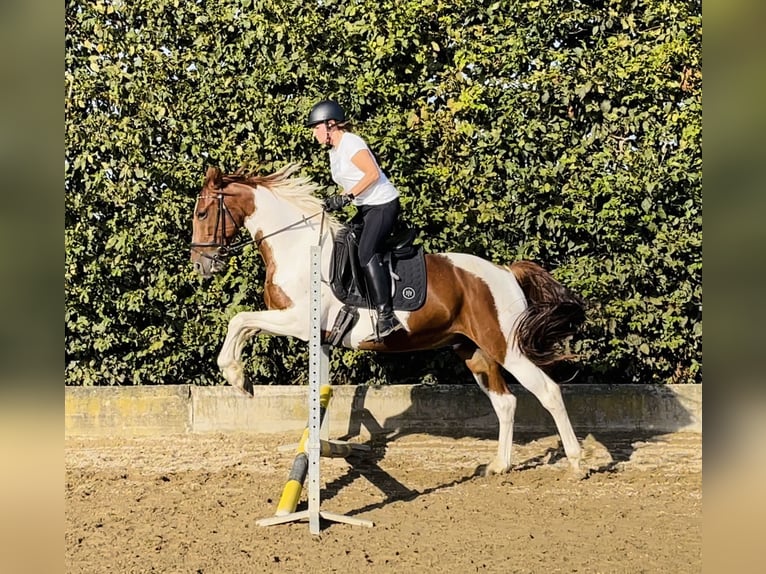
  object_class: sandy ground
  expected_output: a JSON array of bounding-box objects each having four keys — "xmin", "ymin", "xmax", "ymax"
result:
[{"xmin": 66, "ymin": 429, "xmax": 701, "ymax": 573}]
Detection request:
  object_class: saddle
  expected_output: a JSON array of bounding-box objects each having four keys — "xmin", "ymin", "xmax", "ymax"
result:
[{"xmin": 327, "ymin": 225, "xmax": 427, "ymax": 345}]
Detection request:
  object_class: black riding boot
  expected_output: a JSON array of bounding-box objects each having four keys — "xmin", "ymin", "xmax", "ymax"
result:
[{"xmin": 362, "ymin": 254, "xmax": 404, "ymax": 340}]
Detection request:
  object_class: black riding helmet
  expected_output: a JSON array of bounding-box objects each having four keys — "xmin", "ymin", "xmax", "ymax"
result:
[{"xmin": 305, "ymin": 100, "xmax": 346, "ymax": 127}]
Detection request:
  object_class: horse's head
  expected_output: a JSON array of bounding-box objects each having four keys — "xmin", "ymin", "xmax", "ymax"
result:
[{"xmin": 190, "ymin": 166, "xmax": 254, "ymax": 277}]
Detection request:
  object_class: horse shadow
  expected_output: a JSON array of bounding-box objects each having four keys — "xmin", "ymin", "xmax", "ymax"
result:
[
  {"xmin": 317, "ymin": 433, "xmax": 486, "ymax": 518},
  {"xmin": 331, "ymin": 380, "xmax": 699, "ymax": 480},
  {"xmin": 302, "ymin": 383, "xmax": 488, "ymax": 515},
  {"xmin": 296, "ymin": 378, "xmax": 698, "ymax": 517}
]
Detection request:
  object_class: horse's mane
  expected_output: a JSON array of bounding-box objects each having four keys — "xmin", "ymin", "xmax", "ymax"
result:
[{"xmin": 223, "ymin": 163, "xmax": 342, "ymax": 232}]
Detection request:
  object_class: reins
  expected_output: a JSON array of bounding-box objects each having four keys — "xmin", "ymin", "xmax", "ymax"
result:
[{"xmin": 227, "ymin": 208, "xmax": 326, "ymax": 254}]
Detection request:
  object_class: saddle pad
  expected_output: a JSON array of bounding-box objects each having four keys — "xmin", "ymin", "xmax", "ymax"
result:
[{"xmin": 329, "ymin": 229, "xmax": 427, "ymax": 312}]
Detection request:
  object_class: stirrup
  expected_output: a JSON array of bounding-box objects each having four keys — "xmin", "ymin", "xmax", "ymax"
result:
[
  {"xmin": 363, "ymin": 314, "xmax": 403, "ymax": 342},
  {"xmin": 327, "ymin": 305, "xmax": 358, "ymax": 346},
  {"xmin": 377, "ymin": 319, "xmax": 404, "ymax": 339}
]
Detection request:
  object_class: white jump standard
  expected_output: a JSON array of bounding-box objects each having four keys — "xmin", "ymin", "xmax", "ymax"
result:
[{"xmin": 257, "ymin": 246, "xmax": 373, "ymax": 534}]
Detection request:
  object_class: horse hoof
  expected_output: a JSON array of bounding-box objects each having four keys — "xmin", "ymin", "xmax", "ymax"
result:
[
  {"xmin": 569, "ymin": 467, "xmax": 590, "ymax": 481},
  {"xmin": 221, "ymin": 364, "xmax": 246, "ymax": 393},
  {"xmin": 482, "ymin": 461, "xmax": 511, "ymax": 476},
  {"xmin": 567, "ymin": 459, "xmax": 590, "ymax": 480},
  {"xmin": 231, "ymin": 383, "xmax": 253, "ymax": 397}
]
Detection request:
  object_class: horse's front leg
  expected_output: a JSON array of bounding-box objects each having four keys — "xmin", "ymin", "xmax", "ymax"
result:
[{"xmin": 217, "ymin": 309, "xmax": 309, "ymax": 392}]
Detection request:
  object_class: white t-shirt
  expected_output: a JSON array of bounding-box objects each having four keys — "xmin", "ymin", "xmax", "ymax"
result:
[{"xmin": 328, "ymin": 132, "xmax": 399, "ymax": 206}]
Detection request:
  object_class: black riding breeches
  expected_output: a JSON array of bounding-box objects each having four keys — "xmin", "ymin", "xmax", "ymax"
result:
[{"xmin": 351, "ymin": 198, "xmax": 400, "ymax": 267}]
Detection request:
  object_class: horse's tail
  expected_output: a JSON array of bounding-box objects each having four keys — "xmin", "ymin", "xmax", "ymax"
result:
[{"xmin": 508, "ymin": 260, "xmax": 586, "ymax": 367}]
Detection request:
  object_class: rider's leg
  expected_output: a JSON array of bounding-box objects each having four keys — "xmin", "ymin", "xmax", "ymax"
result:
[
  {"xmin": 362, "ymin": 253, "xmax": 403, "ymax": 339},
  {"xmin": 357, "ymin": 199, "xmax": 402, "ymax": 339}
]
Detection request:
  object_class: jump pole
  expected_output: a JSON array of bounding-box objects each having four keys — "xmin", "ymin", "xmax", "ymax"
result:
[{"xmin": 256, "ymin": 245, "xmax": 373, "ymax": 534}]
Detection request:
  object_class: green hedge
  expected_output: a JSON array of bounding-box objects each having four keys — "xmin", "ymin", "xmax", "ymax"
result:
[{"xmin": 65, "ymin": 0, "xmax": 701, "ymax": 386}]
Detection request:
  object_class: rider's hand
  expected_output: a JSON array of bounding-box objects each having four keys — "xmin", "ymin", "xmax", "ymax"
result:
[{"xmin": 323, "ymin": 194, "xmax": 353, "ymax": 212}]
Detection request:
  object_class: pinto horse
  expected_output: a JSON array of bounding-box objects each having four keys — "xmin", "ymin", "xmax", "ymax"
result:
[{"xmin": 190, "ymin": 163, "xmax": 586, "ymax": 474}]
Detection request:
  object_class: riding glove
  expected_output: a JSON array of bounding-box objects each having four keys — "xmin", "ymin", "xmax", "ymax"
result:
[{"xmin": 323, "ymin": 194, "xmax": 353, "ymax": 212}]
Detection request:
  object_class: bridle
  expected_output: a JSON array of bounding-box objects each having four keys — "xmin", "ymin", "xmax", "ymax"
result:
[
  {"xmin": 190, "ymin": 191, "xmax": 326, "ymax": 264},
  {"xmin": 190, "ymin": 192, "xmax": 236, "ymax": 248}
]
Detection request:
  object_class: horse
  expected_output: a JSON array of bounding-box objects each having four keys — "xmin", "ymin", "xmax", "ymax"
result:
[{"xmin": 190, "ymin": 163, "xmax": 586, "ymax": 475}]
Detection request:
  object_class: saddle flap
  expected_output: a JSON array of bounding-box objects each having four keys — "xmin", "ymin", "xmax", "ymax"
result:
[{"xmin": 386, "ymin": 228, "xmax": 417, "ymax": 255}]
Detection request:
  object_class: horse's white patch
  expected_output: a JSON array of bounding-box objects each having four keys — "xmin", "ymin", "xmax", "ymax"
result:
[{"xmin": 441, "ymin": 253, "xmax": 528, "ymax": 356}]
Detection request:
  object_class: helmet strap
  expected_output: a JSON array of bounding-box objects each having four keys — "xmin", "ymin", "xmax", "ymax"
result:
[{"xmin": 323, "ymin": 120, "xmax": 336, "ymax": 147}]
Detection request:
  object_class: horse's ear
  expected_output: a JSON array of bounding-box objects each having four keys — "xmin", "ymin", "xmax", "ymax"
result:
[{"xmin": 204, "ymin": 165, "xmax": 223, "ymax": 189}]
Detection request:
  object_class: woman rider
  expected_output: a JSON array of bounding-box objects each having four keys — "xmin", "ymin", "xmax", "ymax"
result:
[{"xmin": 306, "ymin": 100, "xmax": 404, "ymax": 340}]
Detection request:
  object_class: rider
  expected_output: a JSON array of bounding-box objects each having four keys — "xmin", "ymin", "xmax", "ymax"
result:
[{"xmin": 306, "ymin": 99, "xmax": 404, "ymax": 340}]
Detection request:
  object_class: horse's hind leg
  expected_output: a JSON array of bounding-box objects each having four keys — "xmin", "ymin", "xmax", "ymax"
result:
[
  {"xmin": 503, "ymin": 355, "xmax": 581, "ymax": 471},
  {"xmin": 218, "ymin": 309, "xmax": 308, "ymax": 393},
  {"xmin": 455, "ymin": 343, "xmax": 517, "ymax": 476}
]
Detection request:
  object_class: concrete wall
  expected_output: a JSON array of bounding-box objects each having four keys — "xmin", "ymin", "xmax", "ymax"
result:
[{"xmin": 65, "ymin": 384, "xmax": 701, "ymax": 438}]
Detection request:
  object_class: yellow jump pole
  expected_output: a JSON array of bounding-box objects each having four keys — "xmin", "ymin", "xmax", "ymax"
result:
[{"xmin": 274, "ymin": 384, "xmax": 333, "ymax": 516}]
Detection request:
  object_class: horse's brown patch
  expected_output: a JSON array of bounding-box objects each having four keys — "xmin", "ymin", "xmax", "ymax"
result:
[
  {"xmin": 191, "ymin": 181, "xmax": 256, "ymax": 248},
  {"xmin": 221, "ymin": 183, "xmax": 256, "ymax": 227},
  {"xmin": 454, "ymin": 280, "xmax": 508, "ymax": 364},
  {"xmin": 358, "ymin": 255, "xmax": 508, "ymax": 364},
  {"xmin": 258, "ymin": 237, "xmax": 293, "ymax": 310},
  {"xmin": 455, "ymin": 342, "xmax": 509, "ymax": 395}
]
